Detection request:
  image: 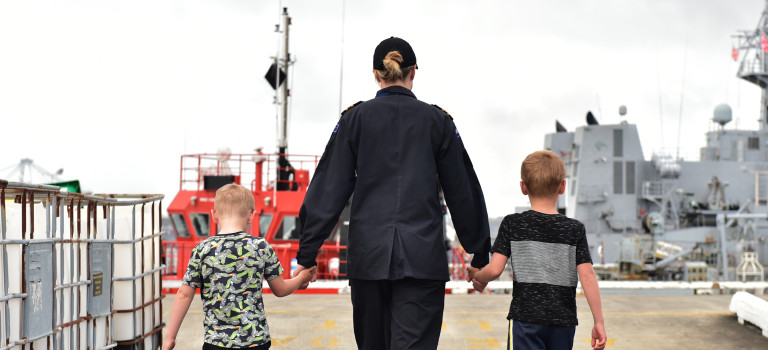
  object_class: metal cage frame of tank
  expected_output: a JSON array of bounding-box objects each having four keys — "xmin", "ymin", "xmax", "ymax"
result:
[{"xmin": 0, "ymin": 179, "xmax": 165, "ymax": 350}]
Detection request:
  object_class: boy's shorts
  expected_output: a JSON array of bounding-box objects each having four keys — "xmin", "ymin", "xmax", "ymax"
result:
[{"xmin": 508, "ymin": 320, "xmax": 575, "ymax": 350}]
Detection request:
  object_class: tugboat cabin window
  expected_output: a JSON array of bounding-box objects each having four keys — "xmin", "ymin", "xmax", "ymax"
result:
[
  {"xmin": 190, "ymin": 212, "xmax": 211, "ymax": 237},
  {"xmin": 275, "ymin": 215, "xmax": 300, "ymax": 240},
  {"xmin": 170, "ymin": 214, "xmax": 190, "ymax": 238},
  {"xmin": 748, "ymin": 137, "xmax": 759, "ymax": 150},
  {"xmin": 259, "ymin": 214, "xmax": 273, "ymax": 237}
]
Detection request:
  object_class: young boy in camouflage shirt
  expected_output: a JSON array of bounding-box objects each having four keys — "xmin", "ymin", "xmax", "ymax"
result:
[{"xmin": 163, "ymin": 184, "xmax": 315, "ymax": 350}]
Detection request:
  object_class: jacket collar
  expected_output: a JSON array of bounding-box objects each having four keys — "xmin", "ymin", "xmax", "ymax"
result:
[{"xmin": 375, "ymin": 85, "xmax": 416, "ymax": 99}]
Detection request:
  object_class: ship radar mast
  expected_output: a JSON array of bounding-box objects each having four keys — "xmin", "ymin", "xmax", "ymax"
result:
[{"xmin": 735, "ymin": 0, "xmax": 768, "ymax": 130}]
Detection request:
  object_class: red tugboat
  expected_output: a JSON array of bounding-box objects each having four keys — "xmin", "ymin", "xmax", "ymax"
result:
[{"xmin": 161, "ymin": 8, "xmax": 348, "ymax": 294}]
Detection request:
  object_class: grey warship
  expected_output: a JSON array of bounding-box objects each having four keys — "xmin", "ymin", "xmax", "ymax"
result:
[{"xmin": 543, "ymin": 2, "xmax": 768, "ymax": 282}]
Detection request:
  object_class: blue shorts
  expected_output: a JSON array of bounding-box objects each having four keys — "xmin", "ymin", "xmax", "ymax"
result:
[{"xmin": 508, "ymin": 320, "xmax": 575, "ymax": 350}]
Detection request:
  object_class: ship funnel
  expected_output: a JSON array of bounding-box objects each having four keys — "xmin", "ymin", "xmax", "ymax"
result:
[
  {"xmin": 713, "ymin": 104, "xmax": 732, "ymax": 127},
  {"xmin": 586, "ymin": 111, "xmax": 599, "ymax": 125}
]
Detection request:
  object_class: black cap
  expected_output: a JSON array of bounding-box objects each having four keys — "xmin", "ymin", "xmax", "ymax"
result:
[{"xmin": 373, "ymin": 37, "xmax": 417, "ymax": 70}]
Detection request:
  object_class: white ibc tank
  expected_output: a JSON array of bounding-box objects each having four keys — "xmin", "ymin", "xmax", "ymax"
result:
[
  {"xmin": 56, "ymin": 194, "xmax": 116, "ymax": 350},
  {"xmin": 0, "ymin": 180, "xmax": 164, "ymax": 350},
  {"xmin": 112, "ymin": 195, "xmax": 164, "ymax": 349}
]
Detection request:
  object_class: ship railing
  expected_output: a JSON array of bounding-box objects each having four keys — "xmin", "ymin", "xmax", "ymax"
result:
[
  {"xmin": 179, "ymin": 153, "xmax": 320, "ymax": 192},
  {"xmin": 738, "ymin": 56, "xmax": 768, "ymax": 78}
]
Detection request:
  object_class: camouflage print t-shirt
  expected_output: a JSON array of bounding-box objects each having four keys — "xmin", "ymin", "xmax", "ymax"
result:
[{"xmin": 182, "ymin": 231, "xmax": 284, "ymax": 348}]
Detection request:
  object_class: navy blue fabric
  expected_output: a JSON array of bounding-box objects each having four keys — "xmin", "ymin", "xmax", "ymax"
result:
[
  {"xmin": 350, "ymin": 278, "xmax": 445, "ymax": 350},
  {"xmin": 510, "ymin": 320, "xmax": 575, "ymax": 350},
  {"xmin": 297, "ymin": 85, "xmax": 491, "ymax": 280}
]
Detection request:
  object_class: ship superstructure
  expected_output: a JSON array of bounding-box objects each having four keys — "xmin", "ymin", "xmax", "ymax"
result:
[{"xmin": 544, "ymin": 2, "xmax": 768, "ymax": 281}]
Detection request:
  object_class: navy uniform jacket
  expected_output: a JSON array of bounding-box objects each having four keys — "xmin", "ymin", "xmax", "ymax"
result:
[{"xmin": 296, "ymin": 85, "xmax": 491, "ymax": 281}]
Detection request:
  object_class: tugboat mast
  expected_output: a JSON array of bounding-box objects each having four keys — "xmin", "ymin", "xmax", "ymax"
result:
[
  {"xmin": 735, "ymin": 0, "xmax": 768, "ymax": 130},
  {"xmin": 273, "ymin": 7, "xmax": 295, "ymax": 190},
  {"xmin": 276, "ymin": 7, "xmax": 291, "ymax": 154}
]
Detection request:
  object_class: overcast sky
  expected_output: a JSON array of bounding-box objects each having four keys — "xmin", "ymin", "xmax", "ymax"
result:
[{"xmin": 1, "ymin": 0, "xmax": 765, "ymax": 217}]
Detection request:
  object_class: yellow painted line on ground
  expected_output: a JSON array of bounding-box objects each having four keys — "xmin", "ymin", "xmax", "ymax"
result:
[
  {"xmin": 272, "ymin": 337, "xmax": 296, "ymax": 346},
  {"xmin": 580, "ymin": 338, "xmax": 616, "ymax": 348},
  {"xmin": 311, "ymin": 337, "xmax": 340, "ymax": 348},
  {"xmin": 315, "ymin": 320, "xmax": 342, "ymax": 329},
  {"xmin": 466, "ymin": 337, "xmax": 502, "ymax": 348}
]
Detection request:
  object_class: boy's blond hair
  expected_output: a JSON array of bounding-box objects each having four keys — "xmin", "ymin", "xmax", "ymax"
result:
[
  {"xmin": 521, "ymin": 150, "xmax": 566, "ymax": 197},
  {"xmin": 214, "ymin": 184, "xmax": 255, "ymax": 218}
]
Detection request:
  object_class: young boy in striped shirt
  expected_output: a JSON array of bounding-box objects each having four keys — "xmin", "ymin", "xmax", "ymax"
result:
[{"xmin": 468, "ymin": 150, "xmax": 606, "ymax": 350}]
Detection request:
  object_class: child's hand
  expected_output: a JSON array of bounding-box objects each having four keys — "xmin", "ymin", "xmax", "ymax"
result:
[
  {"xmin": 471, "ymin": 279, "xmax": 487, "ymax": 293},
  {"xmin": 591, "ymin": 322, "xmax": 606, "ymax": 350},
  {"xmin": 466, "ymin": 266, "xmax": 480, "ymax": 282},
  {"xmin": 298, "ymin": 266, "xmax": 317, "ymax": 283},
  {"xmin": 162, "ymin": 339, "xmax": 175, "ymax": 350}
]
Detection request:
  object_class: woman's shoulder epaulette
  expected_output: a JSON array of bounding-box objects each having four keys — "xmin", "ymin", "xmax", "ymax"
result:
[
  {"xmin": 341, "ymin": 101, "xmax": 365, "ymax": 117},
  {"xmin": 431, "ymin": 104, "xmax": 453, "ymax": 120}
]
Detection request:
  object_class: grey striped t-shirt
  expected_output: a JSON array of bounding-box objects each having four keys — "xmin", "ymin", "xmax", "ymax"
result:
[{"xmin": 491, "ymin": 210, "xmax": 592, "ymax": 326}]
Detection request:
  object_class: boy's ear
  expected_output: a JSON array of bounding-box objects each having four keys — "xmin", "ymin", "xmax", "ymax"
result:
[
  {"xmin": 211, "ymin": 209, "xmax": 218, "ymax": 223},
  {"xmin": 558, "ymin": 180, "xmax": 566, "ymax": 195},
  {"xmin": 520, "ymin": 181, "xmax": 528, "ymax": 195}
]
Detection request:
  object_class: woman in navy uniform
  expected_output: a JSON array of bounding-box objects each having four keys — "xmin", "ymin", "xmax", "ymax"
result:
[{"xmin": 294, "ymin": 37, "xmax": 491, "ymax": 350}]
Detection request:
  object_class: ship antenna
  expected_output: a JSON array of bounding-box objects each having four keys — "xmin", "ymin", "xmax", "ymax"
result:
[
  {"xmin": 675, "ymin": 33, "xmax": 689, "ymax": 161},
  {"xmin": 655, "ymin": 40, "xmax": 665, "ymax": 151},
  {"xmin": 337, "ymin": 0, "xmax": 347, "ymax": 115}
]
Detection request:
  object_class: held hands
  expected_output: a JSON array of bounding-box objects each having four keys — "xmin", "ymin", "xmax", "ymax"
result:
[
  {"xmin": 298, "ymin": 266, "xmax": 317, "ymax": 284},
  {"xmin": 466, "ymin": 266, "xmax": 487, "ymax": 293},
  {"xmin": 467, "ymin": 266, "xmax": 480, "ymax": 281},
  {"xmin": 591, "ymin": 322, "xmax": 607, "ymax": 350},
  {"xmin": 292, "ymin": 264, "xmax": 318, "ymax": 290}
]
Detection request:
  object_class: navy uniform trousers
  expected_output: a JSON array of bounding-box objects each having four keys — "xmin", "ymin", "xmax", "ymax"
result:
[{"xmin": 350, "ymin": 278, "xmax": 446, "ymax": 350}]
